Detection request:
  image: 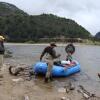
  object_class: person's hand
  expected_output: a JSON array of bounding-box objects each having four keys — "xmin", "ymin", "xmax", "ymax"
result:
[
  {"xmin": 40, "ymin": 58, "xmax": 42, "ymax": 62},
  {"xmin": 57, "ymin": 53, "xmax": 61, "ymax": 57}
]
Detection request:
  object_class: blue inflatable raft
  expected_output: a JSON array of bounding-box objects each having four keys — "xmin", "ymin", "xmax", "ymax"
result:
[{"xmin": 33, "ymin": 60, "xmax": 80, "ymax": 77}]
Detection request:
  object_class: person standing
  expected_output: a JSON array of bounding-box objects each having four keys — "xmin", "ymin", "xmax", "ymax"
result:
[
  {"xmin": 98, "ymin": 73, "xmax": 100, "ymax": 79},
  {"xmin": 0, "ymin": 35, "xmax": 5, "ymax": 69},
  {"xmin": 40, "ymin": 42, "xmax": 61, "ymax": 83}
]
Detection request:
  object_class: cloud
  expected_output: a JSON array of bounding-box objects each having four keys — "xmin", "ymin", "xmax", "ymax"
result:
[{"xmin": 0, "ymin": 0, "xmax": 100, "ymax": 35}]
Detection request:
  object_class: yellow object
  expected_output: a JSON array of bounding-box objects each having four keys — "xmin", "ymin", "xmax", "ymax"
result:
[{"xmin": 0, "ymin": 36, "xmax": 5, "ymax": 40}]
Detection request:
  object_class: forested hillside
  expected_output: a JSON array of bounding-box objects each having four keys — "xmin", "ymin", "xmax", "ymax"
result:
[
  {"xmin": 95, "ymin": 32, "xmax": 100, "ymax": 39},
  {"xmin": 0, "ymin": 2, "xmax": 91, "ymax": 42}
]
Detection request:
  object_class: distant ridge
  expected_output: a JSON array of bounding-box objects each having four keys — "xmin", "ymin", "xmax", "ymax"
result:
[
  {"xmin": 0, "ymin": 2, "xmax": 28, "ymax": 16},
  {"xmin": 95, "ymin": 32, "xmax": 100, "ymax": 39}
]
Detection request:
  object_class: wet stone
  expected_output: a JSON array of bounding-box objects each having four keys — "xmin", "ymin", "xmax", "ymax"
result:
[
  {"xmin": 0, "ymin": 75, "xmax": 3, "ymax": 78},
  {"xmin": 61, "ymin": 97, "xmax": 71, "ymax": 100}
]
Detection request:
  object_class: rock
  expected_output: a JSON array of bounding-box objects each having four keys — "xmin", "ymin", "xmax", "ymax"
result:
[
  {"xmin": 0, "ymin": 75, "xmax": 3, "ymax": 78},
  {"xmin": 64, "ymin": 82, "xmax": 75, "ymax": 93},
  {"xmin": 61, "ymin": 97, "xmax": 70, "ymax": 100},
  {"xmin": 58, "ymin": 88, "xmax": 66, "ymax": 93},
  {"xmin": 69, "ymin": 82, "xmax": 75, "ymax": 90},
  {"xmin": 61, "ymin": 97, "xmax": 66, "ymax": 100},
  {"xmin": 12, "ymin": 78, "xmax": 24, "ymax": 82},
  {"xmin": 66, "ymin": 88, "xmax": 70, "ymax": 93},
  {"xmin": 66, "ymin": 98, "xmax": 70, "ymax": 100},
  {"xmin": 24, "ymin": 95, "xmax": 29, "ymax": 100}
]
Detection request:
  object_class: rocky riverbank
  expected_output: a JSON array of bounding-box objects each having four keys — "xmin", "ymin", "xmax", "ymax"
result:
[{"xmin": 0, "ymin": 63, "xmax": 100, "ymax": 100}]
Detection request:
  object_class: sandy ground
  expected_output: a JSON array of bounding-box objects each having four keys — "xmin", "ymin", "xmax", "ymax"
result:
[{"xmin": 0, "ymin": 64, "xmax": 99, "ymax": 100}]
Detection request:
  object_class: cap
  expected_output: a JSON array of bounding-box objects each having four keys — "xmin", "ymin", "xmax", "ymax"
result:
[
  {"xmin": 50, "ymin": 42, "xmax": 57, "ymax": 47},
  {"xmin": 0, "ymin": 35, "xmax": 5, "ymax": 40}
]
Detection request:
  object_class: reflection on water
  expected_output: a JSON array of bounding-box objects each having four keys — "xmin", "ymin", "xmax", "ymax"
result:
[{"xmin": 5, "ymin": 43, "xmax": 100, "ymax": 95}]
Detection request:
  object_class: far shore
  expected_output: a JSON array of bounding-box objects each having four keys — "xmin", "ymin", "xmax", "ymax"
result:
[{"xmin": 4, "ymin": 42, "xmax": 100, "ymax": 46}]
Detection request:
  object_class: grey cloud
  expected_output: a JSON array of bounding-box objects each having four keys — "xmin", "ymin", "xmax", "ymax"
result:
[{"xmin": 0, "ymin": 0, "xmax": 100, "ymax": 35}]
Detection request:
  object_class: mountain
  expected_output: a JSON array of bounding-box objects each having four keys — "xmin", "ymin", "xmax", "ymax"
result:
[
  {"xmin": 0, "ymin": 2, "xmax": 27, "ymax": 16},
  {"xmin": 0, "ymin": 2, "xmax": 91, "ymax": 42},
  {"xmin": 95, "ymin": 32, "xmax": 100, "ymax": 39}
]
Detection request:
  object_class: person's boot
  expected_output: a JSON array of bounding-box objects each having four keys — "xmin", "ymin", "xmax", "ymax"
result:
[
  {"xmin": 44, "ymin": 77, "xmax": 49, "ymax": 83},
  {"xmin": 50, "ymin": 76, "xmax": 54, "ymax": 81}
]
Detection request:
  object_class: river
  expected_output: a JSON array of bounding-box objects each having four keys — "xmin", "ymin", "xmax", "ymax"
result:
[{"xmin": 4, "ymin": 43, "xmax": 100, "ymax": 96}]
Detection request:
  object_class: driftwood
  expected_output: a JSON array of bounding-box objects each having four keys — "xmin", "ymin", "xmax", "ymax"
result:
[
  {"xmin": 9, "ymin": 66, "xmax": 24, "ymax": 76},
  {"xmin": 9, "ymin": 65, "xmax": 34, "ymax": 80},
  {"xmin": 77, "ymin": 85, "xmax": 100, "ymax": 100},
  {"xmin": 79, "ymin": 85, "xmax": 92, "ymax": 97}
]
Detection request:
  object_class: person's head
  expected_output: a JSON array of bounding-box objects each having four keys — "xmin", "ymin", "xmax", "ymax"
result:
[
  {"xmin": 0, "ymin": 35, "xmax": 5, "ymax": 41},
  {"xmin": 50, "ymin": 42, "xmax": 57, "ymax": 48}
]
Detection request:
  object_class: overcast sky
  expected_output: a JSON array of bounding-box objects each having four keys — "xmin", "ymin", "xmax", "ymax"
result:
[{"xmin": 0, "ymin": 0, "xmax": 100, "ymax": 35}]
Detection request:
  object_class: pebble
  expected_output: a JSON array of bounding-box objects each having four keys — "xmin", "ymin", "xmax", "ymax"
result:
[
  {"xmin": 61, "ymin": 97, "xmax": 66, "ymax": 100},
  {"xmin": 12, "ymin": 78, "xmax": 24, "ymax": 82},
  {"xmin": 0, "ymin": 75, "xmax": 3, "ymax": 78},
  {"xmin": 24, "ymin": 95, "xmax": 29, "ymax": 100},
  {"xmin": 61, "ymin": 97, "xmax": 70, "ymax": 100},
  {"xmin": 58, "ymin": 88, "xmax": 66, "ymax": 93}
]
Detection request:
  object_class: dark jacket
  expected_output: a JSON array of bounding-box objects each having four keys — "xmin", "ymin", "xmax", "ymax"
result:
[
  {"xmin": 0, "ymin": 41, "xmax": 5, "ymax": 54},
  {"xmin": 40, "ymin": 46, "xmax": 59, "ymax": 61}
]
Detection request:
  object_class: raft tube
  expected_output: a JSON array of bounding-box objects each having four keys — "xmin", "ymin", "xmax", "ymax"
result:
[{"xmin": 33, "ymin": 60, "xmax": 80, "ymax": 77}]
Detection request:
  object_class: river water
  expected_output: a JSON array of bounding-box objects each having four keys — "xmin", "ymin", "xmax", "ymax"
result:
[{"xmin": 4, "ymin": 43, "xmax": 100, "ymax": 96}]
